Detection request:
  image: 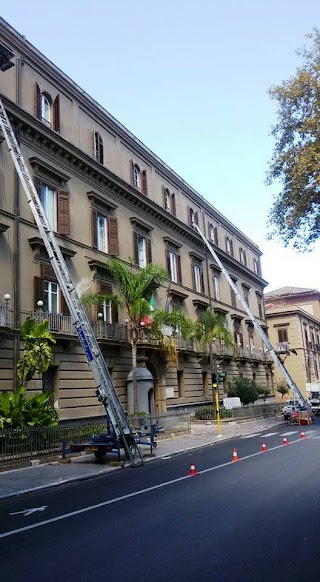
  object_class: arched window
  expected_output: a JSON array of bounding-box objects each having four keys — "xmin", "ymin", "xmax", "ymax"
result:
[
  {"xmin": 164, "ymin": 188, "xmax": 171, "ymax": 211},
  {"xmin": 133, "ymin": 163, "xmax": 141, "ymax": 189},
  {"xmin": 41, "ymin": 92, "xmax": 52, "ymax": 126},
  {"xmin": 94, "ymin": 131, "xmax": 104, "ymax": 164}
]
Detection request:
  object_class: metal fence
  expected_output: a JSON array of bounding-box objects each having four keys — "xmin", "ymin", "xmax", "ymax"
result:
[{"xmin": 0, "ymin": 412, "xmax": 191, "ymax": 467}]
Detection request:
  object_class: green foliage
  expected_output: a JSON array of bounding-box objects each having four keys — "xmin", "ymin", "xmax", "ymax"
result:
[
  {"xmin": 17, "ymin": 317, "xmax": 56, "ymax": 385},
  {"xmin": 259, "ymin": 385, "xmax": 271, "ymax": 401},
  {"xmin": 227, "ymin": 377, "xmax": 261, "ymax": 405},
  {"xmin": 276, "ymin": 380, "xmax": 289, "ymax": 399},
  {"xmin": 0, "ymin": 386, "xmax": 58, "ymax": 429},
  {"xmin": 194, "ymin": 405, "xmax": 232, "ymax": 420},
  {"xmin": 267, "ymin": 29, "xmax": 320, "ymax": 250},
  {"xmin": 193, "ymin": 309, "xmax": 234, "ymax": 355}
]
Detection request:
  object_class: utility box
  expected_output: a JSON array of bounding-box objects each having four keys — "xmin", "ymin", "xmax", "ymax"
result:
[{"xmin": 223, "ymin": 397, "xmax": 241, "ymax": 410}]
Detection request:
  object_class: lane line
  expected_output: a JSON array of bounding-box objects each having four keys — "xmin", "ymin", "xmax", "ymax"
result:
[{"xmin": 0, "ymin": 436, "xmax": 307, "ymax": 540}]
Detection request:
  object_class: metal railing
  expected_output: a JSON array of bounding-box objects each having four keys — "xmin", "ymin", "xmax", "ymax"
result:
[
  {"xmin": 194, "ymin": 401, "xmax": 284, "ymax": 421},
  {"xmin": 0, "ymin": 412, "xmax": 191, "ymax": 467},
  {"xmin": 0, "ymin": 302, "xmax": 11, "ymax": 327}
]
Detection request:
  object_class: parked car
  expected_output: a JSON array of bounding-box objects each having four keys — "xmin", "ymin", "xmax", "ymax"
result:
[{"xmin": 309, "ymin": 392, "xmax": 320, "ymax": 415}]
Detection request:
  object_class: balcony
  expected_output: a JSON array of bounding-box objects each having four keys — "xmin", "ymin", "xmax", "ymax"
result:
[
  {"xmin": 93, "ymin": 321, "xmax": 128, "ymax": 342},
  {"xmin": 276, "ymin": 342, "xmax": 290, "ymax": 353},
  {"xmin": 0, "ymin": 300, "xmax": 12, "ymax": 328},
  {"xmin": 32, "ymin": 311, "xmax": 76, "ymax": 335}
]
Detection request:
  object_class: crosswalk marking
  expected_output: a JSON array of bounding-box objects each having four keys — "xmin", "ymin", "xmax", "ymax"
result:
[
  {"xmin": 241, "ymin": 434, "xmax": 261, "ymax": 439},
  {"xmin": 280, "ymin": 431, "xmax": 299, "ymax": 436},
  {"xmin": 260, "ymin": 432, "xmax": 278, "ymax": 437}
]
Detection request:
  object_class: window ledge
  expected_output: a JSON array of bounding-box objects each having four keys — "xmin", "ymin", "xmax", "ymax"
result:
[
  {"xmin": 163, "ymin": 236, "xmax": 181, "ymax": 249},
  {"xmin": 192, "ymin": 299, "xmax": 209, "ymax": 308},
  {"xmin": 28, "ymin": 236, "xmax": 76, "ymax": 257},
  {"xmin": 130, "ymin": 217, "xmax": 153, "ymax": 232},
  {"xmin": 0, "ymin": 222, "xmax": 10, "ymax": 233},
  {"xmin": 87, "ymin": 191, "xmax": 117, "ymax": 211},
  {"xmin": 29, "ymin": 157, "xmax": 70, "ymax": 184},
  {"xmin": 168, "ymin": 287, "xmax": 188, "ymax": 300}
]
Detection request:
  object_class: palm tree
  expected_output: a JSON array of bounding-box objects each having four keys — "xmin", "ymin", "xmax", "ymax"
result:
[
  {"xmin": 17, "ymin": 317, "xmax": 56, "ymax": 387},
  {"xmin": 194, "ymin": 307, "xmax": 234, "ymax": 379},
  {"xmin": 83, "ymin": 259, "xmax": 169, "ymax": 412}
]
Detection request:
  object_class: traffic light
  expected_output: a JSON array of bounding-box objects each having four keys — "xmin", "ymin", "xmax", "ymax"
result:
[
  {"xmin": 211, "ymin": 372, "xmax": 218, "ymax": 387},
  {"xmin": 218, "ymin": 372, "xmax": 226, "ymax": 384}
]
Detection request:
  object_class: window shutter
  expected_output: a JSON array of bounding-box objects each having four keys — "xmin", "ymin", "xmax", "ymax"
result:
[
  {"xmin": 166, "ymin": 250, "xmax": 171, "ymax": 277},
  {"xmin": 244, "ymin": 251, "xmax": 247, "ymax": 266},
  {"xmin": 214, "ymin": 227, "xmax": 218, "ymax": 246},
  {"xmin": 108, "ymin": 217, "xmax": 119, "ymax": 256},
  {"xmin": 195, "ymin": 211, "xmax": 199, "ymax": 226},
  {"xmin": 133, "ymin": 231, "xmax": 139, "ymax": 265},
  {"xmin": 191, "ymin": 264, "xmax": 196, "ymax": 289},
  {"xmin": 187, "ymin": 205, "xmax": 191, "ymax": 226},
  {"xmin": 200, "ymin": 269, "xmax": 205, "ymax": 293},
  {"xmin": 60, "ymin": 289, "xmax": 69, "ymax": 315},
  {"xmin": 41, "ymin": 263, "xmax": 56, "ymax": 281},
  {"xmin": 171, "ymin": 193, "xmax": 176, "ymax": 216},
  {"xmin": 176, "ymin": 254, "xmax": 182, "ymax": 284},
  {"xmin": 53, "ymin": 95, "xmax": 60, "ymax": 132},
  {"xmin": 162, "ymin": 186, "xmax": 166, "ymax": 209},
  {"xmin": 92, "ymin": 208, "xmax": 98, "ymax": 249},
  {"xmin": 35, "ymin": 83, "xmax": 41, "ymax": 120},
  {"xmin": 34, "ymin": 276, "xmax": 44, "ymax": 309},
  {"xmin": 230, "ymin": 240, "xmax": 234, "ymax": 257},
  {"xmin": 57, "ymin": 191, "xmax": 70, "ymax": 235},
  {"xmin": 147, "ymin": 239, "xmax": 152, "ymax": 264},
  {"xmin": 141, "ymin": 170, "xmax": 148, "ymax": 195},
  {"xmin": 208, "ymin": 222, "xmax": 211, "ymax": 239},
  {"xmin": 130, "ymin": 159, "xmax": 134, "ymax": 186},
  {"xmin": 33, "ymin": 176, "xmax": 41, "ymax": 195}
]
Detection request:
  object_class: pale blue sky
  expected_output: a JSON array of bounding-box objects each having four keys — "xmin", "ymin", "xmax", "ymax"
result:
[{"xmin": 2, "ymin": 0, "xmax": 320, "ymax": 291}]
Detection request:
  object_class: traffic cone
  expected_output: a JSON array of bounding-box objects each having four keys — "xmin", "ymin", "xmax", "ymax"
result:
[
  {"xmin": 232, "ymin": 448, "xmax": 239, "ymax": 462},
  {"xmin": 283, "ymin": 436, "xmax": 288, "ymax": 445},
  {"xmin": 300, "ymin": 431, "xmax": 306, "ymax": 439},
  {"xmin": 261, "ymin": 442, "xmax": 267, "ymax": 453},
  {"xmin": 188, "ymin": 462, "xmax": 199, "ymax": 476}
]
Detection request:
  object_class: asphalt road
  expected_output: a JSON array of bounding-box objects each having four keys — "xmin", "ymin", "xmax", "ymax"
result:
[{"xmin": 1, "ymin": 423, "xmax": 319, "ymax": 582}]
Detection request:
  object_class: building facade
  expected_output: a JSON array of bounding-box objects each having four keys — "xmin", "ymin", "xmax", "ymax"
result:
[
  {"xmin": 0, "ymin": 18, "xmax": 272, "ymax": 419},
  {"xmin": 265, "ymin": 286, "xmax": 320, "ymax": 399}
]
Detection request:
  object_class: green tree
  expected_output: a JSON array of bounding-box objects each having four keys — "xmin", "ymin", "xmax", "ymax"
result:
[
  {"xmin": 259, "ymin": 385, "xmax": 271, "ymax": 402},
  {"xmin": 227, "ymin": 377, "xmax": 261, "ymax": 405},
  {"xmin": 276, "ymin": 380, "xmax": 289, "ymax": 400},
  {"xmin": 193, "ymin": 308, "xmax": 234, "ymax": 359},
  {"xmin": 267, "ymin": 29, "xmax": 320, "ymax": 250},
  {"xmin": 83, "ymin": 260, "xmax": 169, "ymax": 412},
  {"xmin": 17, "ymin": 317, "xmax": 56, "ymax": 386}
]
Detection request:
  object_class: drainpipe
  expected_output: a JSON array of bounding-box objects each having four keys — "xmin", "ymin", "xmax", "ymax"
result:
[{"xmin": 12, "ymin": 57, "xmax": 23, "ymax": 389}]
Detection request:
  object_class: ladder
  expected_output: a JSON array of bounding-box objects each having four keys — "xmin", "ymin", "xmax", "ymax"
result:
[
  {"xmin": 0, "ymin": 98, "xmax": 144, "ymax": 467},
  {"xmin": 193, "ymin": 223, "xmax": 314, "ymax": 415}
]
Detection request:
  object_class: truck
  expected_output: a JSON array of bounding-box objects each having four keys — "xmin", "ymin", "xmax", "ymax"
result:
[{"xmin": 310, "ymin": 392, "xmax": 320, "ymax": 415}]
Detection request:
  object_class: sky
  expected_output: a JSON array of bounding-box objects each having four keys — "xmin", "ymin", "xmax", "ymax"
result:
[{"xmin": 1, "ymin": 0, "xmax": 320, "ymax": 292}]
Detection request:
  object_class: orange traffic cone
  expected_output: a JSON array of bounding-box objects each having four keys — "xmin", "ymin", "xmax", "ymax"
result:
[
  {"xmin": 232, "ymin": 448, "xmax": 239, "ymax": 462},
  {"xmin": 300, "ymin": 431, "xmax": 306, "ymax": 439},
  {"xmin": 283, "ymin": 436, "xmax": 288, "ymax": 445},
  {"xmin": 188, "ymin": 462, "xmax": 199, "ymax": 476},
  {"xmin": 261, "ymin": 442, "xmax": 267, "ymax": 453}
]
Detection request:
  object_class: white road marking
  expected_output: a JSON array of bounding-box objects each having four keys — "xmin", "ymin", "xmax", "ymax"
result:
[
  {"xmin": 0, "ymin": 435, "xmax": 308, "ymax": 540},
  {"xmin": 10, "ymin": 506, "xmax": 47, "ymax": 517},
  {"xmin": 279, "ymin": 431, "xmax": 298, "ymax": 437},
  {"xmin": 241, "ymin": 433, "xmax": 261, "ymax": 439},
  {"xmin": 260, "ymin": 432, "xmax": 278, "ymax": 437}
]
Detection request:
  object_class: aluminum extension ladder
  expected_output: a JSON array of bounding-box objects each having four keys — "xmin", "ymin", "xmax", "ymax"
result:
[
  {"xmin": 193, "ymin": 223, "xmax": 314, "ymax": 417},
  {"xmin": 0, "ymin": 98, "xmax": 144, "ymax": 467}
]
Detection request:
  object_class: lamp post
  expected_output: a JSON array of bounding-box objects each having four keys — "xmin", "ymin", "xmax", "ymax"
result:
[
  {"xmin": 3, "ymin": 293, "xmax": 10, "ymax": 325},
  {"xmin": 98, "ymin": 312, "xmax": 103, "ymax": 338}
]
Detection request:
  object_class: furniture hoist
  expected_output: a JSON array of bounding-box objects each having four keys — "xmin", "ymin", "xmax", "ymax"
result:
[
  {"xmin": 192, "ymin": 223, "xmax": 314, "ymax": 417},
  {"xmin": 0, "ymin": 98, "xmax": 144, "ymax": 466}
]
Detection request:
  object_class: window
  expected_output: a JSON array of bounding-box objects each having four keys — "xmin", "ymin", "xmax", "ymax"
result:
[
  {"xmin": 134, "ymin": 231, "xmax": 152, "ymax": 268},
  {"xmin": 253, "ymin": 258, "xmax": 260, "ymax": 275},
  {"xmin": 97, "ymin": 214, "xmax": 108, "ymax": 253},
  {"xmin": 92, "ymin": 208, "xmax": 119, "ymax": 255},
  {"xmin": 130, "ymin": 161, "xmax": 148, "ymax": 195},
  {"xmin": 44, "ymin": 280, "xmax": 59, "ymax": 313},
  {"xmin": 239, "ymin": 247, "xmax": 247, "ymax": 266},
  {"xmin": 256, "ymin": 293, "xmax": 263, "ymax": 318},
  {"xmin": 188, "ymin": 206, "xmax": 199, "ymax": 227},
  {"xmin": 242, "ymin": 285, "xmax": 250, "ymax": 307},
  {"xmin": 167, "ymin": 250, "xmax": 182, "ymax": 284},
  {"xmin": 225, "ymin": 236, "xmax": 234, "ymax": 257},
  {"xmin": 41, "ymin": 93, "xmax": 52, "ymax": 126},
  {"xmin": 278, "ymin": 328, "xmax": 288, "ymax": 343},
  {"xmin": 35, "ymin": 83, "xmax": 60, "ymax": 131},
  {"xmin": 94, "ymin": 131, "xmax": 104, "ymax": 164},
  {"xmin": 233, "ymin": 318, "xmax": 243, "ymax": 347},
  {"xmin": 177, "ymin": 370, "xmax": 184, "ymax": 398},
  {"xmin": 208, "ymin": 223, "xmax": 218, "ymax": 246},
  {"xmin": 192, "ymin": 263, "xmax": 204, "ymax": 293},
  {"xmin": 34, "ymin": 264, "xmax": 68, "ymax": 315},
  {"xmin": 230, "ymin": 278, "xmax": 237, "ymax": 308},
  {"xmin": 163, "ymin": 187, "xmax": 176, "ymax": 216},
  {"xmin": 35, "ymin": 179, "xmax": 70, "ymax": 235},
  {"xmin": 98, "ymin": 282, "xmax": 118, "ymax": 323},
  {"xmin": 213, "ymin": 274, "xmax": 220, "ymax": 301}
]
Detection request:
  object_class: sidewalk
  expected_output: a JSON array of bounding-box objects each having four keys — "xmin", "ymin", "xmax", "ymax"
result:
[{"xmin": 0, "ymin": 418, "xmax": 286, "ymax": 501}]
